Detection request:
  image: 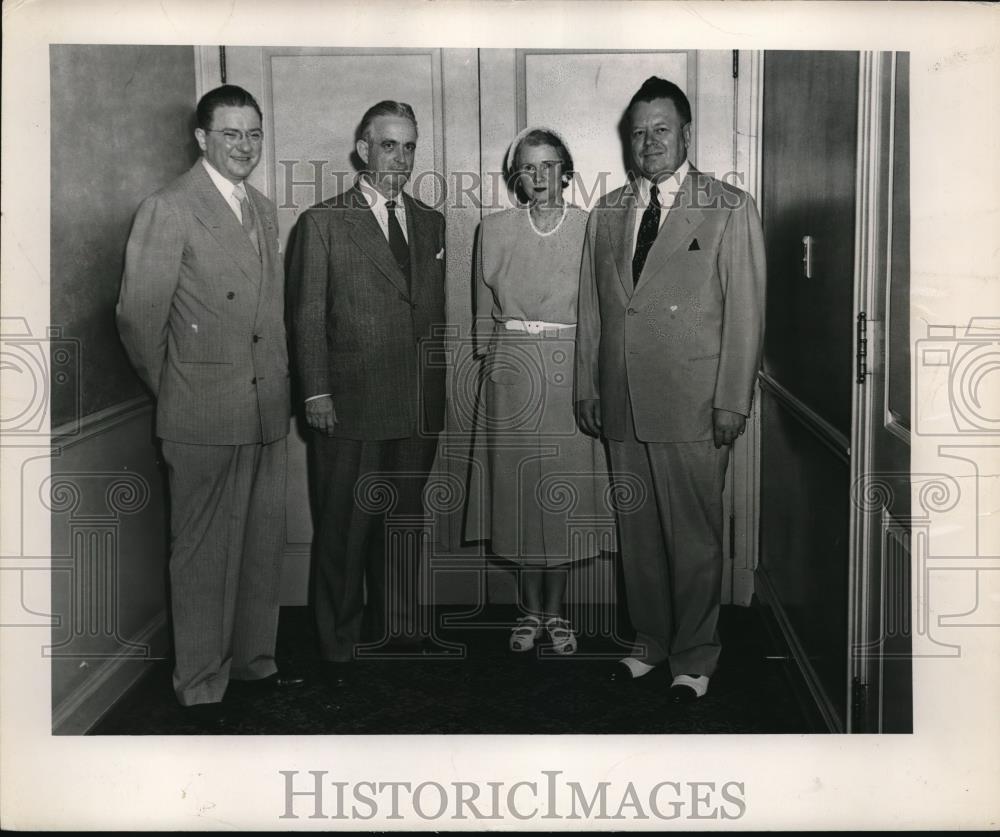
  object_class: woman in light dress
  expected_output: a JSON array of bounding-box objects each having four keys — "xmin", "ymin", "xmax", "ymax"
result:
[{"xmin": 465, "ymin": 127, "xmax": 615, "ymax": 655}]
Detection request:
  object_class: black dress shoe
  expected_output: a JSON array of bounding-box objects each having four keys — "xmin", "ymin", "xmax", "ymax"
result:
[
  {"xmin": 272, "ymin": 670, "xmax": 306, "ymax": 688},
  {"xmin": 669, "ymin": 684, "xmax": 699, "ymax": 704},
  {"xmin": 606, "ymin": 659, "xmax": 656, "ymax": 684},
  {"xmin": 232, "ymin": 670, "xmax": 306, "ymax": 691},
  {"xmin": 182, "ymin": 702, "xmax": 227, "ymax": 729}
]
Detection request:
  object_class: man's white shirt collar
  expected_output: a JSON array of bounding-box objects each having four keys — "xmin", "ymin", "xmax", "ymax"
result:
[
  {"xmin": 631, "ymin": 159, "xmax": 690, "ymax": 255},
  {"xmin": 637, "ymin": 159, "xmax": 690, "ymax": 205},
  {"xmin": 358, "ymin": 176, "xmax": 406, "ymax": 208},
  {"xmin": 358, "ymin": 176, "xmax": 408, "ymax": 242},
  {"xmin": 202, "ymin": 158, "xmax": 245, "ymax": 220}
]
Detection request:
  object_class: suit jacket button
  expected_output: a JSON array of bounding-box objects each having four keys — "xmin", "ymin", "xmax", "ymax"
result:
[
  {"xmin": 253, "ymin": 334, "xmax": 261, "ymax": 343},
  {"xmin": 251, "ymin": 377, "xmax": 257, "ymax": 385},
  {"xmin": 627, "ymin": 307, "xmax": 637, "ymax": 315},
  {"xmin": 399, "ymin": 292, "xmax": 406, "ymax": 301},
  {"xmin": 227, "ymin": 292, "xmax": 235, "ymax": 300}
]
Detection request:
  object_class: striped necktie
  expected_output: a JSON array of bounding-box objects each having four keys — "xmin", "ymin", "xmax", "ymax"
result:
[{"xmin": 631, "ymin": 182, "xmax": 661, "ymax": 285}]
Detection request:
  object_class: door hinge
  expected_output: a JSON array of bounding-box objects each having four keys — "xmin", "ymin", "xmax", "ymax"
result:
[
  {"xmin": 851, "ymin": 675, "xmax": 868, "ymax": 732},
  {"xmin": 856, "ymin": 311, "xmax": 868, "ymax": 384},
  {"xmin": 732, "ymin": 50, "xmax": 739, "ymax": 79}
]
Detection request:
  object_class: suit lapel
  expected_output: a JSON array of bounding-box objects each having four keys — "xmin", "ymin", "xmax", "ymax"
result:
[
  {"xmin": 633, "ymin": 171, "xmax": 708, "ymax": 295},
  {"xmin": 345, "ymin": 186, "xmax": 410, "ymax": 298},
  {"xmin": 249, "ymin": 187, "xmax": 280, "ymax": 327},
  {"xmin": 608, "ymin": 182, "xmax": 637, "ymax": 298},
  {"xmin": 403, "ymin": 192, "xmax": 433, "ymax": 299},
  {"xmin": 188, "ymin": 163, "xmax": 263, "ymax": 286}
]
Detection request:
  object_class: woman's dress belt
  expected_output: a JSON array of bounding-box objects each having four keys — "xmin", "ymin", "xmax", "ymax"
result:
[{"xmin": 503, "ymin": 319, "xmax": 575, "ymax": 334}]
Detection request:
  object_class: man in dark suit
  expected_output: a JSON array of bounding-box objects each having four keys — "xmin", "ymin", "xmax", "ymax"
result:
[
  {"xmin": 116, "ymin": 84, "xmax": 301, "ymax": 725},
  {"xmin": 288, "ymin": 101, "xmax": 447, "ymax": 673},
  {"xmin": 575, "ymin": 76, "xmax": 766, "ymax": 702}
]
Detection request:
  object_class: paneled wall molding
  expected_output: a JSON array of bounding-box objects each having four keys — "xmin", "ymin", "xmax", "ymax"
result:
[
  {"xmin": 49, "ymin": 397, "xmax": 170, "ymax": 733},
  {"xmin": 847, "ymin": 50, "xmax": 913, "ymax": 733},
  {"xmin": 755, "ymin": 566, "xmax": 841, "ymax": 733},
  {"xmin": 259, "ymin": 46, "xmax": 446, "ymax": 212},
  {"xmin": 728, "ymin": 382, "xmax": 761, "ymax": 605},
  {"xmin": 52, "ymin": 396, "xmax": 151, "ymax": 449},
  {"xmin": 194, "ymin": 45, "xmax": 222, "ymax": 101},
  {"xmin": 52, "ymin": 612, "xmax": 168, "ymax": 735},
  {"xmin": 514, "ymin": 49, "xmax": 697, "ymax": 137},
  {"xmin": 848, "ymin": 51, "xmax": 882, "ymax": 731},
  {"xmin": 736, "ymin": 49, "xmax": 763, "ymax": 202},
  {"xmin": 730, "ymin": 49, "xmax": 763, "ymax": 605},
  {"xmin": 759, "ymin": 372, "xmax": 851, "ymax": 463}
]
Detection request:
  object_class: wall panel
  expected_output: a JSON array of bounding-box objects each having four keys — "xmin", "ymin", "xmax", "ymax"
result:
[
  {"xmin": 49, "ymin": 45, "xmax": 199, "ymax": 426},
  {"xmin": 49, "ymin": 404, "xmax": 170, "ymax": 733}
]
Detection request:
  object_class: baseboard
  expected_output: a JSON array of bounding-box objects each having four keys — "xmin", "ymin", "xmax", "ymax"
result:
[
  {"xmin": 754, "ymin": 567, "xmax": 842, "ymax": 733},
  {"xmin": 52, "ymin": 612, "xmax": 169, "ymax": 735}
]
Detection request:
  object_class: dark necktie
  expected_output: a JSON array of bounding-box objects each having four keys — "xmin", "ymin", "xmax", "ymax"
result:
[
  {"xmin": 385, "ymin": 199, "xmax": 411, "ymax": 289},
  {"xmin": 631, "ymin": 182, "xmax": 661, "ymax": 286}
]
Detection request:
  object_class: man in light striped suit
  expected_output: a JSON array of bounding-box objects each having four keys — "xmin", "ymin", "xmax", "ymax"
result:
[{"xmin": 117, "ymin": 84, "xmax": 301, "ymax": 726}]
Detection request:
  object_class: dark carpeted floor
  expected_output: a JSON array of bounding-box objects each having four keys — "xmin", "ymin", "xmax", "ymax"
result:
[{"xmin": 92, "ymin": 602, "xmax": 822, "ymax": 735}]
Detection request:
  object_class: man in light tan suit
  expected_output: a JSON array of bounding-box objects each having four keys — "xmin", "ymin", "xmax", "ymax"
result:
[
  {"xmin": 117, "ymin": 85, "xmax": 301, "ymax": 726},
  {"xmin": 575, "ymin": 76, "xmax": 766, "ymax": 702}
]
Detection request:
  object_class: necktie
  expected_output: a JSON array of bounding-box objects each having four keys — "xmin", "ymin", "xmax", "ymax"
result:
[
  {"xmin": 385, "ymin": 199, "xmax": 411, "ymax": 289},
  {"xmin": 235, "ymin": 186, "xmax": 260, "ymax": 256},
  {"xmin": 631, "ymin": 182, "xmax": 661, "ymax": 286}
]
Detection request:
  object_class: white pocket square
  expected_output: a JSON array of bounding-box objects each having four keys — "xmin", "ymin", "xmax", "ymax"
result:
[{"xmin": 435, "ymin": 248, "xmax": 445, "ymax": 260}]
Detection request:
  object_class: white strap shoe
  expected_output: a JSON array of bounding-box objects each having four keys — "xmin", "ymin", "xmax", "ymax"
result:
[
  {"xmin": 670, "ymin": 674, "xmax": 710, "ymax": 703},
  {"xmin": 509, "ymin": 615, "xmax": 542, "ymax": 652},
  {"xmin": 544, "ymin": 617, "xmax": 577, "ymax": 655}
]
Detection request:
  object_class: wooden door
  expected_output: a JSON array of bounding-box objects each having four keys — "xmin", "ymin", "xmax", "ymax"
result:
[
  {"xmin": 850, "ymin": 52, "xmax": 912, "ymax": 733},
  {"xmin": 758, "ymin": 51, "xmax": 860, "ymax": 731}
]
